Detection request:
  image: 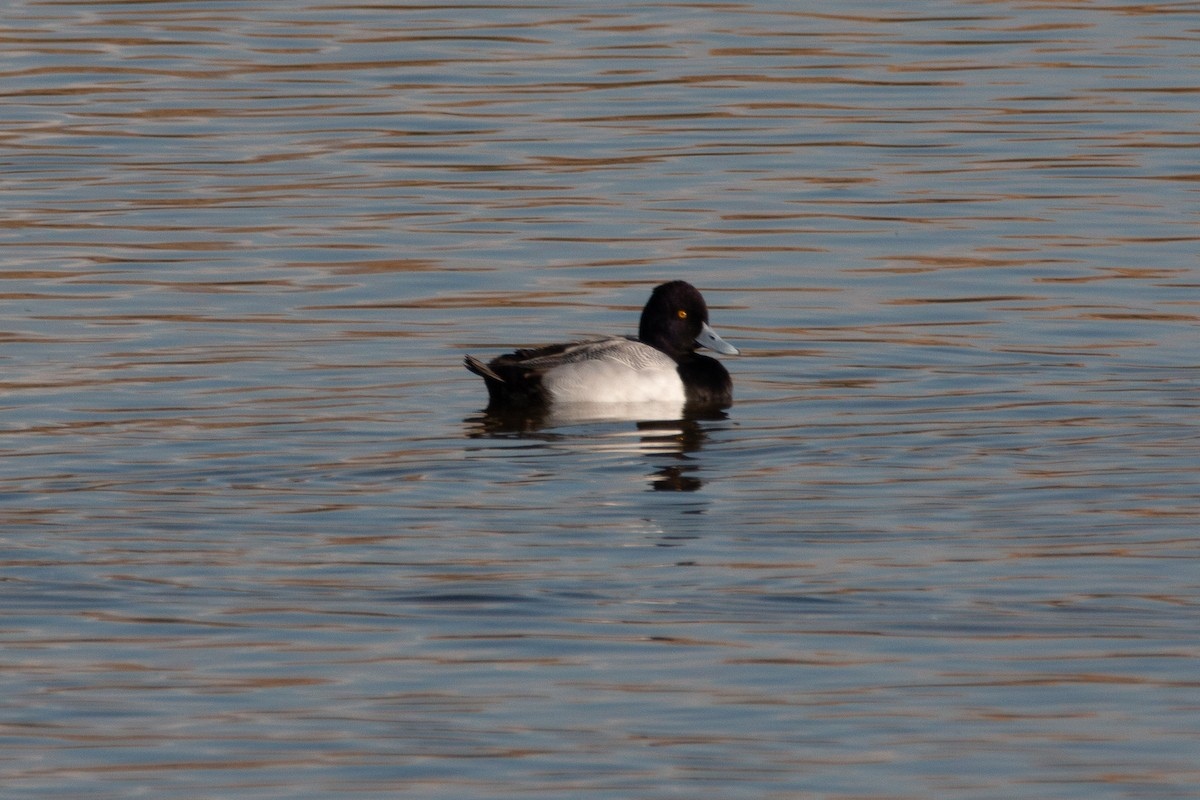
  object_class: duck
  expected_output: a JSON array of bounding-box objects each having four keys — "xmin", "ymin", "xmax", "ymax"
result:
[{"xmin": 465, "ymin": 280, "xmax": 739, "ymax": 412}]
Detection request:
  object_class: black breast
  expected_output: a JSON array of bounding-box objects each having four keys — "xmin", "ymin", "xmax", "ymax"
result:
[{"xmin": 677, "ymin": 354, "xmax": 732, "ymax": 409}]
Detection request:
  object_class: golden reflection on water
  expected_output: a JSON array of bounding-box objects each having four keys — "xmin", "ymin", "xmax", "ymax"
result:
[{"xmin": 1, "ymin": 1, "xmax": 1198, "ymax": 798}]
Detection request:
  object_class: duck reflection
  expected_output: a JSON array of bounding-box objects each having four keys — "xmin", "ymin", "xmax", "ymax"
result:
[
  {"xmin": 464, "ymin": 404, "xmax": 725, "ymax": 492},
  {"xmin": 633, "ymin": 416, "xmax": 716, "ymax": 492}
]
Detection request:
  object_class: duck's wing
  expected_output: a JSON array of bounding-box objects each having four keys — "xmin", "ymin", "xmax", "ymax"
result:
[{"xmin": 513, "ymin": 336, "xmax": 675, "ymax": 372}]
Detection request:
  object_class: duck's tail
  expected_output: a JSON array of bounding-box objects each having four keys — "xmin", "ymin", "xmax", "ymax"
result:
[{"xmin": 464, "ymin": 354, "xmax": 502, "ymax": 382}]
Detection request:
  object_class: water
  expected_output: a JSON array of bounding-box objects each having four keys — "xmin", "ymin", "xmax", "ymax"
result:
[{"xmin": 2, "ymin": 1, "xmax": 1198, "ymax": 798}]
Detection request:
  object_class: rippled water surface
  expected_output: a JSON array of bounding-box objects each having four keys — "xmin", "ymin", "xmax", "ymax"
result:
[{"xmin": 2, "ymin": 1, "xmax": 1199, "ymax": 798}]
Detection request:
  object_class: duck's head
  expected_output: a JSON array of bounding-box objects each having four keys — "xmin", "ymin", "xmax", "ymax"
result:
[{"xmin": 638, "ymin": 280, "xmax": 739, "ymax": 360}]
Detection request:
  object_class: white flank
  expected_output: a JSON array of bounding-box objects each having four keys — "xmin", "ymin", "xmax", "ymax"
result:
[{"xmin": 542, "ymin": 348, "xmax": 686, "ymax": 406}]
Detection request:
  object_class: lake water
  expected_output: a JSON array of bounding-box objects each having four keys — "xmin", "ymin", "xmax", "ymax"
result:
[{"xmin": 2, "ymin": 1, "xmax": 1198, "ymax": 797}]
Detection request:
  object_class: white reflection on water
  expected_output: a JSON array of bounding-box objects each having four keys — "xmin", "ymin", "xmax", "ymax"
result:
[{"xmin": 1, "ymin": 0, "xmax": 1198, "ymax": 798}]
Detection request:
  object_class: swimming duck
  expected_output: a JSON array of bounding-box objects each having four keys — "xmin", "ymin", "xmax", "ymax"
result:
[{"xmin": 465, "ymin": 280, "xmax": 738, "ymax": 411}]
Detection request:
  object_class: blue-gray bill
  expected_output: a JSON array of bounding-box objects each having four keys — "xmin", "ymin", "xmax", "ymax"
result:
[{"xmin": 696, "ymin": 322, "xmax": 739, "ymax": 355}]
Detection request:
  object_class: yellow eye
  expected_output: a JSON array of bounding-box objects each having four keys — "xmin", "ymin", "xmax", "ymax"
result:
[{"xmin": 677, "ymin": 309, "xmax": 688, "ymax": 319}]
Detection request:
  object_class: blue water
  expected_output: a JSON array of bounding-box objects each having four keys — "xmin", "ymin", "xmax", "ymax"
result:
[{"xmin": 1, "ymin": 1, "xmax": 1198, "ymax": 798}]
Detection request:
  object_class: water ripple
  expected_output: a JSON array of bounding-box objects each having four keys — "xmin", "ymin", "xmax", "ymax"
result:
[{"xmin": 2, "ymin": 1, "xmax": 1199, "ymax": 798}]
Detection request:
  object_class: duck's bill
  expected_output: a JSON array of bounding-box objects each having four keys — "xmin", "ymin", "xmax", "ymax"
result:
[{"xmin": 696, "ymin": 322, "xmax": 740, "ymax": 355}]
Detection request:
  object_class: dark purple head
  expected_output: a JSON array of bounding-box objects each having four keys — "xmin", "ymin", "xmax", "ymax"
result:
[{"xmin": 638, "ymin": 281, "xmax": 739, "ymax": 360}]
